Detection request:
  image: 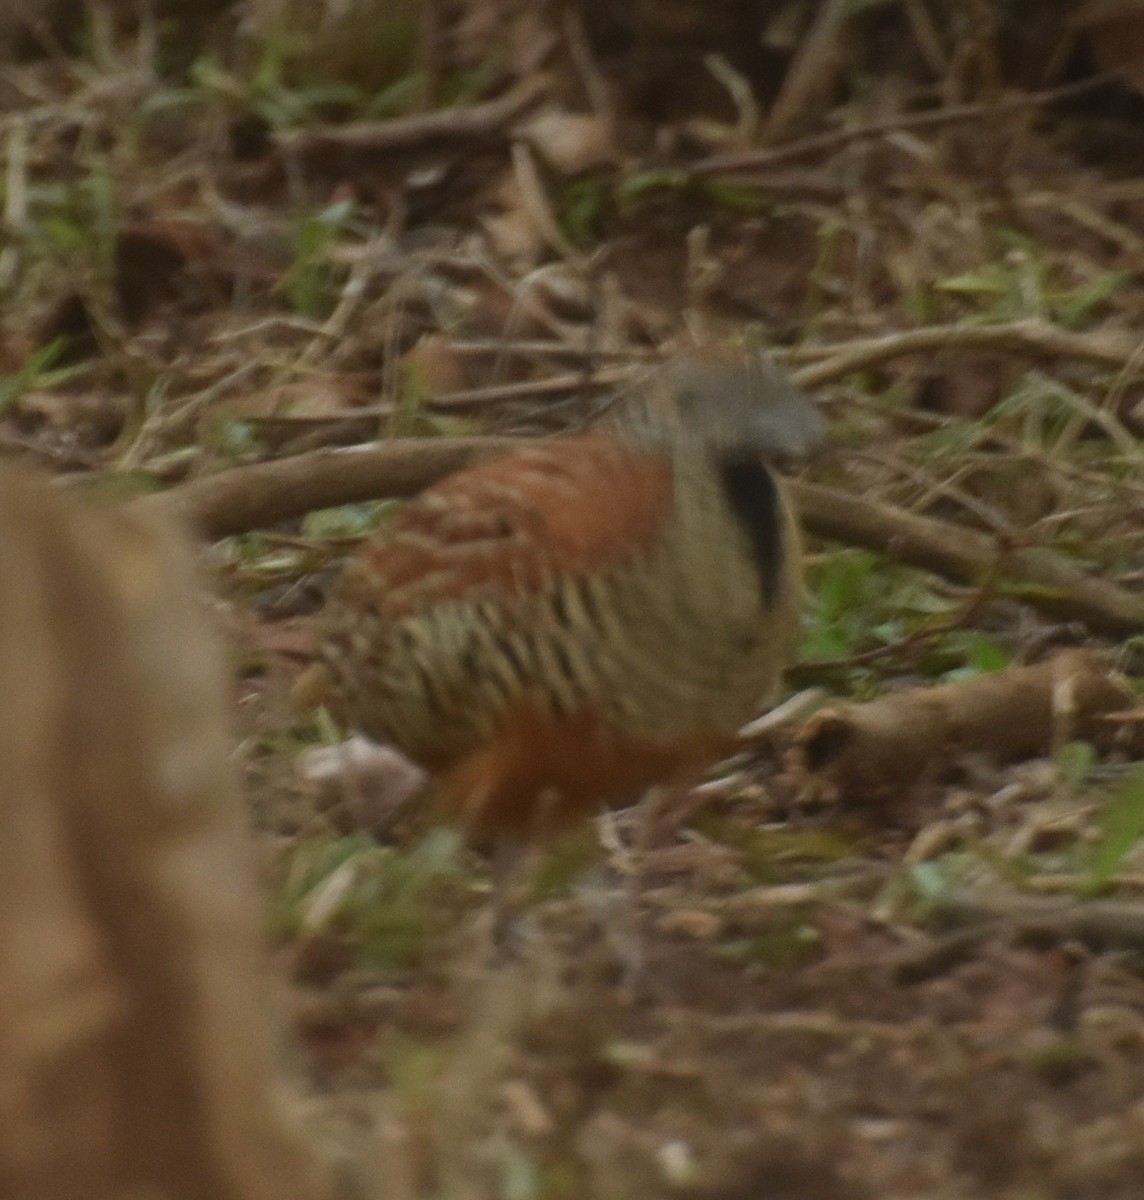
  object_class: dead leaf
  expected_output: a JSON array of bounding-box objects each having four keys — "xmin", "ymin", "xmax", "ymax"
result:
[
  {"xmin": 403, "ymin": 332, "xmax": 470, "ymax": 395},
  {"xmin": 301, "ymin": 735, "xmax": 428, "ymax": 836},
  {"xmin": 522, "ymin": 109, "xmax": 617, "ymax": 175}
]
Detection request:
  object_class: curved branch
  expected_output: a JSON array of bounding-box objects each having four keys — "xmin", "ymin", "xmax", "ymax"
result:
[{"xmin": 137, "ymin": 436, "xmax": 1142, "ymax": 637}]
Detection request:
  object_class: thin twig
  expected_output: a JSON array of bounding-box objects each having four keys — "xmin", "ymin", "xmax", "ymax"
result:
[
  {"xmin": 764, "ymin": 0, "xmax": 849, "ymax": 142},
  {"xmin": 425, "ymin": 366, "xmax": 633, "ymax": 410},
  {"xmin": 787, "ymin": 319, "xmax": 1144, "ymax": 390},
  {"xmin": 691, "ymin": 76, "xmax": 1112, "ymax": 177},
  {"xmin": 448, "ymin": 339, "xmax": 656, "ymax": 361},
  {"xmin": 273, "ymin": 76, "xmax": 548, "ymax": 160}
]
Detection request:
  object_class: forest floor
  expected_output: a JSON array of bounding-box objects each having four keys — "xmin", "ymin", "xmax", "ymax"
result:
[{"xmin": 2, "ymin": 4, "xmax": 1144, "ymax": 1197}]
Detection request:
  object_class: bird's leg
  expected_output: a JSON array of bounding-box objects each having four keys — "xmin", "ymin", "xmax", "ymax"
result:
[
  {"xmin": 617, "ymin": 823, "xmax": 647, "ymax": 994},
  {"xmin": 593, "ymin": 810, "xmax": 645, "ymax": 989},
  {"xmin": 607, "ymin": 777, "xmax": 710, "ymax": 993},
  {"xmin": 596, "ymin": 784, "xmax": 699, "ymax": 993},
  {"xmin": 490, "ymin": 785, "xmax": 577, "ymax": 954},
  {"xmin": 489, "ymin": 837, "xmax": 530, "ymax": 956}
]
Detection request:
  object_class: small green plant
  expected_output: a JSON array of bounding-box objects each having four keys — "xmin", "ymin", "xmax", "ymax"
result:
[
  {"xmin": 799, "ymin": 547, "xmax": 1010, "ymax": 692},
  {"xmin": 271, "ymin": 828, "xmax": 473, "ymax": 969},
  {"xmin": 613, "ymin": 169, "xmax": 766, "ymax": 222},
  {"xmin": 302, "ymin": 500, "xmax": 395, "ymax": 541},
  {"xmin": 15, "ymin": 157, "xmax": 121, "ymax": 290},
  {"xmin": 205, "ymin": 414, "xmax": 267, "ymax": 462},
  {"xmin": 935, "ymin": 228, "xmax": 1128, "ymax": 327},
  {"xmin": 1086, "ymin": 764, "xmax": 1144, "ymax": 892},
  {"xmin": 284, "ymin": 200, "xmax": 356, "ymax": 318},
  {"xmin": 614, "ymin": 169, "xmax": 691, "ymax": 214},
  {"xmin": 801, "ymin": 548, "xmax": 885, "ymax": 663},
  {"xmin": 0, "ymin": 338, "xmax": 79, "ymax": 417},
  {"xmin": 526, "ymin": 828, "xmax": 601, "ymax": 904},
  {"xmin": 381, "ymin": 1029, "xmax": 450, "ymax": 1111},
  {"xmin": 557, "ymin": 178, "xmax": 607, "ymax": 247},
  {"xmin": 717, "ymin": 914, "xmax": 821, "ymax": 969},
  {"xmin": 1053, "ymin": 740, "xmax": 1099, "ymax": 795},
  {"xmin": 694, "ymin": 178, "xmax": 767, "ymax": 213},
  {"xmin": 924, "ymin": 628, "xmax": 1010, "ymax": 679},
  {"xmin": 191, "ymin": 0, "xmax": 429, "ymax": 125},
  {"xmin": 707, "ymin": 822, "xmax": 858, "ymax": 885}
]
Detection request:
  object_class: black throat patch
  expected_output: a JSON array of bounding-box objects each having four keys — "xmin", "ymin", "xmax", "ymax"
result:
[{"xmin": 717, "ymin": 455, "xmax": 784, "ymax": 608}]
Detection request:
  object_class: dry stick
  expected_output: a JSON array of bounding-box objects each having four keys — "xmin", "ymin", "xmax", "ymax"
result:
[
  {"xmin": 406, "ymin": 323, "xmax": 1142, "ymax": 393},
  {"xmin": 255, "ymin": 367, "xmax": 633, "ymax": 426},
  {"xmin": 691, "ymin": 75, "xmax": 1111, "ymax": 177},
  {"xmin": 191, "ymin": 367, "xmax": 638, "ymax": 456},
  {"xmin": 273, "ymin": 75, "xmax": 548, "ymax": 157},
  {"xmin": 764, "ymin": 0, "xmax": 849, "ymax": 142},
  {"xmin": 786, "ymin": 319, "xmax": 1144, "ymax": 389},
  {"xmin": 422, "ymin": 366, "xmax": 632, "ymax": 410},
  {"xmin": 792, "ymin": 480, "xmax": 1141, "ymax": 637},
  {"xmin": 142, "ymin": 436, "xmax": 1142, "ymax": 636},
  {"xmin": 448, "ymin": 339, "xmax": 657, "ymax": 360},
  {"xmin": 144, "ymin": 437, "xmax": 517, "ymax": 540},
  {"xmin": 922, "ymin": 889, "xmax": 1144, "ymax": 956},
  {"xmin": 511, "ymin": 140, "xmax": 579, "ymax": 261},
  {"xmin": 201, "ymin": 321, "xmax": 1144, "ymax": 435}
]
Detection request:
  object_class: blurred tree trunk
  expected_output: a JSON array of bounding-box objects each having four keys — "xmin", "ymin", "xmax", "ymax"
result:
[{"xmin": 0, "ymin": 470, "xmax": 331, "ymax": 1200}]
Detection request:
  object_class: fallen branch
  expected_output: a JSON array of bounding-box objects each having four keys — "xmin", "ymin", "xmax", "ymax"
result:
[
  {"xmin": 917, "ymin": 889, "xmax": 1144, "ymax": 957},
  {"xmin": 792, "ymin": 650, "xmax": 1137, "ymax": 807},
  {"xmin": 273, "ymin": 77, "xmax": 547, "ymax": 166},
  {"xmin": 137, "ymin": 437, "xmax": 1141, "ymax": 635},
  {"xmin": 429, "ymin": 320, "xmax": 1138, "ymax": 423},
  {"xmin": 139, "ymin": 436, "xmax": 517, "ymax": 540},
  {"xmin": 786, "ymin": 319, "xmax": 1144, "ymax": 389},
  {"xmin": 424, "ymin": 365, "xmax": 631, "ymax": 409},
  {"xmin": 692, "ymin": 76, "xmax": 1111, "ymax": 178},
  {"xmin": 792, "ymin": 479, "xmax": 1142, "ymax": 636}
]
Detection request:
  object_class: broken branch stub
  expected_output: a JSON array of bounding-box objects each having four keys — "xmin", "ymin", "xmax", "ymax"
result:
[{"xmin": 793, "ymin": 649, "xmax": 1139, "ymax": 807}]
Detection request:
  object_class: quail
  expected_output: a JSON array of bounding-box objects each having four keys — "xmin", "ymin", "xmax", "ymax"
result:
[{"xmin": 318, "ymin": 353, "xmax": 824, "ymax": 853}]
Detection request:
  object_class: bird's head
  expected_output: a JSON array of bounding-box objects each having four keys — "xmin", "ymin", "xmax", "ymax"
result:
[{"xmin": 610, "ymin": 352, "xmax": 827, "ymax": 465}]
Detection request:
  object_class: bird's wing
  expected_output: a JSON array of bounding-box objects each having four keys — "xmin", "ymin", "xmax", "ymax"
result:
[{"xmin": 350, "ymin": 435, "xmax": 673, "ymax": 620}]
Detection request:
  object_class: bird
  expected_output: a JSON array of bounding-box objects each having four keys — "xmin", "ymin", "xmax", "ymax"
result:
[{"xmin": 315, "ymin": 353, "xmax": 824, "ymax": 861}]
